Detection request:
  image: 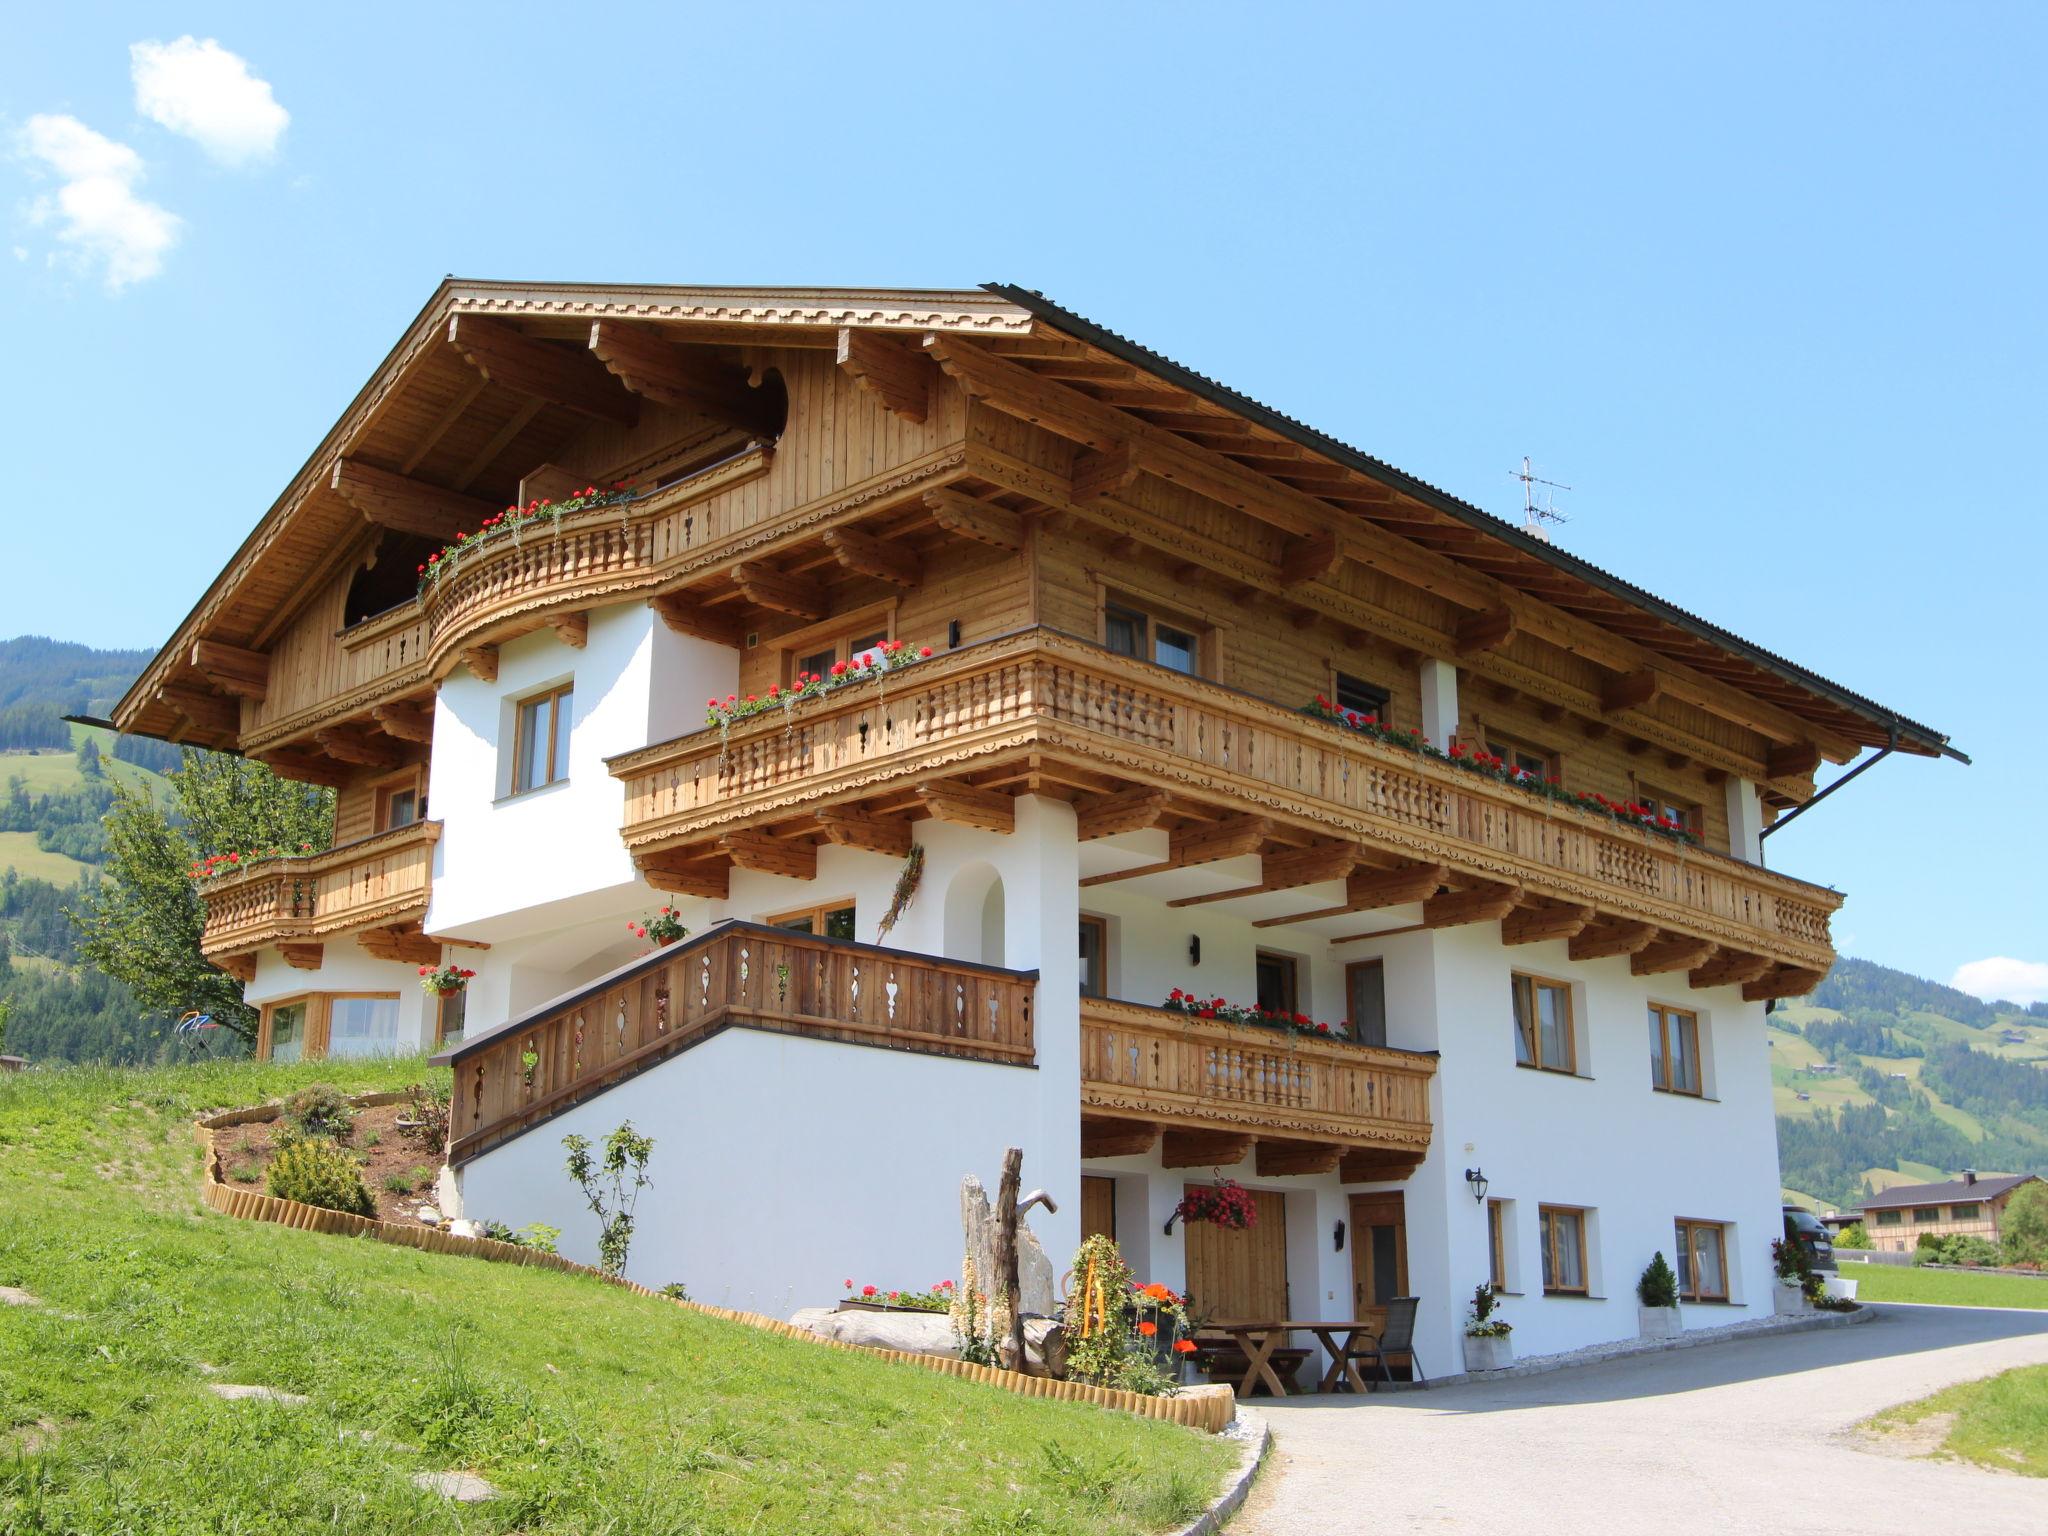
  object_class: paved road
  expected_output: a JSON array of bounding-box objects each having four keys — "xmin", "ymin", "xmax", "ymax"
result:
[{"xmin": 1231, "ymin": 1306, "xmax": 2048, "ymax": 1535}]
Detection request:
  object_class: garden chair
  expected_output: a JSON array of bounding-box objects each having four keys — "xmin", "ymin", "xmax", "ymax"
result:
[{"xmin": 1352, "ymin": 1296, "xmax": 1424, "ymax": 1387}]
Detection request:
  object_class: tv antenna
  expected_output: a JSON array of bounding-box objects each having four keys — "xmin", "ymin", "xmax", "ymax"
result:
[{"xmin": 1510, "ymin": 456, "xmax": 1570, "ymax": 542}]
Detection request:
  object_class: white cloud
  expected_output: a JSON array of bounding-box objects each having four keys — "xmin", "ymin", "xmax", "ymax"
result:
[
  {"xmin": 17, "ymin": 114, "xmax": 180, "ymax": 291},
  {"xmin": 131, "ymin": 36, "xmax": 288, "ymax": 167},
  {"xmin": 1951, "ymin": 957, "xmax": 2048, "ymax": 1008}
]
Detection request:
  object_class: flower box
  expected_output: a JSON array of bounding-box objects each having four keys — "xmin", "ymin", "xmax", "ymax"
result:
[
  {"xmin": 1462, "ymin": 1334, "xmax": 1514, "ymax": 1372},
  {"xmin": 1638, "ymin": 1304, "xmax": 1682, "ymax": 1340},
  {"xmin": 1771, "ymin": 1279, "xmax": 1811, "ymax": 1316}
]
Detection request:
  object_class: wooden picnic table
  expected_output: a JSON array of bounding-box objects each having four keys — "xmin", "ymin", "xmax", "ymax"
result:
[{"xmin": 1212, "ymin": 1319, "xmax": 1388, "ymax": 1397}]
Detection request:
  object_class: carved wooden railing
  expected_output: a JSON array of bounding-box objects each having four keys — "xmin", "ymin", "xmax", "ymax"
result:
[
  {"xmin": 610, "ymin": 628, "xmax": 1840, "ymax": 970},
  {"xmin": 437, "ymin": 920, "xmax": 1038, "ymax": 1162},
  {"xmin": 198, "ymin": 821, "xmax": 441, "ymax": 959},
  {"xmin": 1080, "ymin": 998, "xmax": 1435, "ymax": 1150}
]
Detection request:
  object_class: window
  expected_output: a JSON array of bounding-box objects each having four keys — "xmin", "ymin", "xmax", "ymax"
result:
[
  {"xmin": 1346, "ymin": 959, "xmax": 1388, "ymax": 1047},
  {"xmin": 796, "ymin": 628, "xmax": 889, "ymax": 684},
  {"xmin": 1078, "ymin": 916, "xmax": 1108, "ymax": 999},
  {"xmin": 768, "ymin": 902, "xmax": 856, "ymax": 941},
  {"xmin": 436, "ymin": 986, "xmax": 468, "ymax": 1049},
  {"xmin": 1335, "ymin": 672, "xmax": 1390, "ymax": 719},
  {"xmin": 375, "ymin": 771, "xmax": 423, "ymax": 832},
  {"xmin": 1674, "ymin": 1219, "xmax": 1729, "ymax": 1301},
  {"xmin": 267, "ymin": 1001, "xmax": 307, "ymax": 1064},
  {"xmin": 1485, "ymin": 730, "xmax": 1557, "ymax": 781},
  {"xmin": 1874, "ymin": 1209, "xmax": 1902, "ymax": 1227},
  {"xmin": 1648, "ymin": 1004, "xmax": 1702, "ymax": 1095},
  {"xmin": 512, "ymin": 683, "xmax": 573, "ymax": 794},
  {"xmin": 1951, "ymin": 1202, "xmax": 1980, "ymax": 1221},
  {"xmin": 1255, "ymin": 951, "xmax": 1300, "ymax": 1016},
  {"xmin": 1639, "ymin": 789, "xmax": 1704, "ymax": 838},
  {"xmin": 1912, "ymin": 1207, "xmax": 1940, "ymax": 1224},
  {"xmin": 1487, "ymin": 1199, "xmax": 1509, "ymax": 1291},
  {"xmin": 326, "ymin": 995, "xmax": 402, "ymax": 1060},
  {"xmin": 1538, "ymin": 1205, "xmax": 1588, "ymax": 1294},
  {"xmin": 1512, "ymin": 973, "xmax": 1575, "ymax": 1074},
  {"xmin": 1103, "ymin": 600, "xmax": 1202, "ymax": 676}
]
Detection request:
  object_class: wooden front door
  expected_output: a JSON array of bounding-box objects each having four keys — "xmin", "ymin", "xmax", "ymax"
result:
[
  {"xmin": 1183, "ymin": 1186, "xmax": 1289, "ymax": 1321},
  {"xmin": 1080, "ymin": 1175, "xmax": 1118, "ymax": 1243},
  {"xmin": 1349, "ymin": 1192, "xmax": 1408, "ymax": 1329}
]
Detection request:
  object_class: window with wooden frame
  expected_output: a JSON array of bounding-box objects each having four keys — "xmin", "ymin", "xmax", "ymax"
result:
[
  {"xmin": 435, "ymin": 986, "xmax": 468, "ymax": 1049},
  {"xmin": 1511, "ymin": 973, "xmax": 1576, "ymax": 1074},
  {"xmin": 1078, "ymin": 915, "xmax": 1108, "ymax": 999},
  {"xmin": 1538, "ymin": 1204, "xmax": 1589, "ymax": 1294},
  {"xmin": 1255, "ymin": 951, "xmax": 1300, "ymax": 1017},
  {"xmin": 1102, "ymin": 596, "xmax": 1205, "ymax": 678},
  {"xmin": 1487, "ymin": 1199, "xmax": 1510, "ymax": 1291},
  {"xmin": 781, "ymin": 601, "xmax": 896, "ymax": 688},
  {"xmin": 1648, "ymin": 1003, "xmax": 1703, "ymax": 1095},
  {"xmin": 1912, "ymin": 1206, "xmax": 1940, "ymax": 1224},
  {"xmin": 374, "ymin": 768, "xmax": 424, "ymax": 832},
  {"xmin": 1673, "ymin": 1219, "xmax": 1728, "ymax": 1301},
  {"xmin": 1333, "ymin": 671, "xmax": 1390, "ymax": 719},
  {"xmin": 1951, "ymin": 1202, "xmax": 1981, "ymax": 1221},
  {"xmin": 511, "ymin": 682, "xmax": 573, "ymax": 795},
  {"xmin": 1873, "ymin": 1208, "xmax": 1902, "ymax": 1227},
  {"xmin": 1345, "ymin": 958, "xmax": 1388, "ymax": 1047},
  {"xmin": 1484, "ymin": 728, "xmax": 1559, "ymax": 781},
  {"xmin": 325, "ymin": 994, "xmax": 403, "ymax": 1060},
  {"xmin": 263, "ymin": 998, "xmax": 310, "ymax": 1064},
  {"xmin": 1638, "ymin": 788, "xmax": 1704, "ymax": 839},
  {"xmin": 766, "ymin": 901, "xmax": 856, "ymax": 941}
]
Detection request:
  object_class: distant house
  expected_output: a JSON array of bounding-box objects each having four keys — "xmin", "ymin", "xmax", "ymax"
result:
[
  {"xmin": 0, "ymin": 1055, "xmax": 23, "ymax": 1073},
  {"xmin": 1854, "ymin": 1172, "xmax": 2043, "ymax": 1252},
  {"xmin": 2000, "ymin": 1029, "xmax": 2027, "ymax": 1044}
]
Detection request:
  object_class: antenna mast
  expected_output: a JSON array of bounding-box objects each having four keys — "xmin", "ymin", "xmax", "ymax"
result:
[{"xmin": 1510, "ymin": 456, "xmax": 1570, "ymax": 543}]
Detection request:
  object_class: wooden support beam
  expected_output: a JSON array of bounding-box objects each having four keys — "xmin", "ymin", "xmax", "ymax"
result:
[
  {"xmin": 836, "ymin": 328, "xmax": 933, "ymax": 423},
  {"xmin": 330, "ymin": 457, "xmax": 497, "ymax": 542},
  {"xmin": 550, "ymin": 611, "xmax": 589, "ymax": 649},
  {"xmin": 1279, "ymin": 532, "xmax": 1339, "ymax": 587},
  {"xmin": 215, "ymin": 953, "xmax": 257, "ymax": 986},
  {"xmin": 1456, "ymin": 606, "xmax": 1518, "ymax": 656},
  {"xmin": 1766, "ymin": 741, "xmax": 1823, "ymax": 780},
  {"xmin": 589, "ymin": 321, "xmax": 777, "ymax": 434},
  {"xmin": 252, "ymin": 749, "xmax": 350, "ymax": 789},
  {"xmin": 917, "ymin": 780, "xmax": 1016, "ymax": 834},
  {"xmin": 1167, "ymin": 843, "xmax": 1359, "ymax": 908},
  {"xmin": 1338, "ymin": 1149, "xmax": 1424, "ymax": 1184},
  {"xmin": 1083, "ymin": 816, "xmax": 1272, "ymax": 886},
  {"xmin": 1254, "ymin": 860, "xmax": 1446, "ymax": 927},
  {"xmin": 1070, "ymin": 444, "xmax": 1140, "ymax": 506},
  {"xmin": 813, "ymin": 807, "xmax": 913, "ymax": 858},
  {"xmin": 1081, "ymin": 1117, "xmax": 1159, "ymax": 1160},
  {"xmin": 1630, "ymin": 936, "xmax": 1717, "ymax": 976},
  {"xmin": 447, "ymin": 314, "xmax": 638, "ymax": 426},
  {"xmin": 1567, "ymin": 920, "xmax": 1658, "ymax": 962},
  {"xmin": 1689, "ymin": 951, "xmax": 1774, "ymax": 989},
  {"xmin": 1422, "ymin": 883, "xmax": 1520, "ymax": 930},
  {"xmin": 1743, "ymin": 965, "xmax": 1826, "ymax": 1003},
  {"xmin": 358, "ymin": 924, "xmax": 442, "ymax": 966},
  {"xmin": 1602, "ymin": 668, "xmax": 1663, "ymax": 715},
  {"xmin": 1074, "ymin": 786, "xmax": 1169, "ymax": 841},
  {"xmin": 719, "ymin": 830, "xmax": 817, "ymax": 881},
  {"xmin": 650, "ymin": 592, "xmax": 742, "ymax": 646},
  {"xmin": 639, "ymin": 858, "xmax": 729, "ymax": 900},
  {"xmin": 314, "ymin": 727, "xmax": 398, "ymax": 769},
  {"xmin": 732, "ymin": 562, "xmax": 826, "ymax": 620},
  {"xmin": 1161, "ymin": 1130, "xmax": 1254, "ymax": 1170},
  {"xmin": 1663, "ymin": 751, "xmax": 1692, "ymax": 771},
  {"xmin": 1254, "ymin": 1140, "xmax": 1344, "ymax": 1177},
  {"xmin": 157, "ymin": 684, "xmax": 238, "ymax": 737},
  {"xmin": 1500, "ymin": 903, "xmax": 1593, "ymax": 946},
  {"xmin": 922, "ymin": 487, "xmax": 1024, "ymax": 551},
  {"xmin": 277, "ymin": 942, "xmax": 324, "ymax": 972},
  {"xmin": 822, "ymin": 527, "xmax": 920, "ymax": 587},
  {"xmin": 460, "ymin": 646, "xmax": 498, "ymax": 683},
  {"xmin": 370, "ymin": 703, "xmax": 434, "ymax": 744},
  {"xmin": 189, "ymin": 639, "xmax": 269, "ymax": 702}
]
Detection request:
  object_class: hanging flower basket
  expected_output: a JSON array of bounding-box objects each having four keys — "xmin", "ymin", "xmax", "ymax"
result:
[
  {"xmin": 1166, "ymin": 1180, "xmax": 1258, "ymax": 1234},
  {"xmin": 417, "ymin": 963, "xmax": 476, "ymax": 995},
  {"xmin": 631, "ymin": 908, "xmax": 689, "ymax": 946}
]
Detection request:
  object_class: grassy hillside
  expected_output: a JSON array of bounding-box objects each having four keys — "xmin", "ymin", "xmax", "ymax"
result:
[{"xmin": 0, "ymin": 1059, "xmax": 1228, "ymax": 1533}]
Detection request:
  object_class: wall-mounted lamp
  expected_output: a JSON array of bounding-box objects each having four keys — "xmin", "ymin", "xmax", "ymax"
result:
[
  {"xmin": 1333, "ymin": 1219, "xmax": 1346, "ymax": 1253},
  {"xmin": 947, "ymin": 619, "xmax": 962, "ymax": 650},
  {"xmin": 1464, "ymin": 1167, "xmax": 1489, "ymax": 1204},
  {"xmin": 1188, "ymin": 935, "xmax": 1202, "ymax": 966}
]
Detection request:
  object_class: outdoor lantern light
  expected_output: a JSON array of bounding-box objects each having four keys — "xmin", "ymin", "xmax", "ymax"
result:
[
  {"xmin": 1333, "ymin": 1219, "xmax": 1346, "ymax": 1253},
  {"xmin": 1188, "ymin": 935, "xmax": 1201, "ymax": 965},
  {"xmin": 1465, "ymin": 1167, "xmax": 1489, "ymax": 1204}
]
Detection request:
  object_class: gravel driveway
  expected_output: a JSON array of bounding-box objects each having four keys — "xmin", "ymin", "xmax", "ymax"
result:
[{"xmin": 1230, "ymin": 1304, "xmax": 2048, "ymax": 1535}]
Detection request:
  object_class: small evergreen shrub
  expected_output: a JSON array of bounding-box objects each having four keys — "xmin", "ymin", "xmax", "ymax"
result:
[
  {"xmin": 1637, "ymin": 1251, "xmax": 1680, "ymax": 1308},
  {"xmin": 267, "ymin": 1139, "xmax": 376, "ymax": 1217},
  {"xmin": 275, "ymin": 1084, "xmax": 355, "ymax": 1146}
]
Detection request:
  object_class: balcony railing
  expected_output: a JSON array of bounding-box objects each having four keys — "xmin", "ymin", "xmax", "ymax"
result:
[
  {"xmin": 1081, "ymin": 998, "xmax": 1435, "ymax": 1151},
  {"xmin": 610, "ymin": 627, "xmax": 1840, "ymax": 971},
  {"xmin": 436, "ymin": 920, "xmax": 1038, "ymax": 1162},
  {"xmin": 197, "ymin": 820, "xmax": 441, "ymax": 959}
]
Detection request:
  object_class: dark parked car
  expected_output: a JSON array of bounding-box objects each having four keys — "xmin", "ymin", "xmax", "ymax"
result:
[{"xmin": 1782, "ymin": 1206, "xmax": 1838, "ymax": 1273}]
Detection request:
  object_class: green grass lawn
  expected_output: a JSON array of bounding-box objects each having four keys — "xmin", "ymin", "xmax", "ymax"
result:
[
  {"xmin": 1869, "ymin": 1364, "xmax": 2048, "ymax": 1476},
  {"xmin": 1845, "ymin": 1263, "xmax": 2048, "ymax": 1310},
  {"xmin": 0, "ymin": 830, "xmax": 92, "ymax": 887},
  {"xmin": 0, "ymin": 1059, "xmax": 1229, "ymax": 1534}
]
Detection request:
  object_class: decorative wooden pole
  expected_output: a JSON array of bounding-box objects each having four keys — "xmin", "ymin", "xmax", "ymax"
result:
[{"xmin": 995, "ymin": 1146, "xmax": 1024, "ymax": 1371}]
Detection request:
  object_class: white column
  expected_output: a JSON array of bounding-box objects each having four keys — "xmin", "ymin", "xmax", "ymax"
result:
[
  {"xmin": 1725, "ymin": 776, "xmax": 1765, "ymax": 864},
  {"xmin": 1419, "ymin": 657, "xmax": 1460, "ymax": 751},
  {"xmin": 1002, "ymin": 794, "xmax": 1082, "ymax": 1266}
]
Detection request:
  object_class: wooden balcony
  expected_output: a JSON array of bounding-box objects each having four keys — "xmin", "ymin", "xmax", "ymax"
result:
[
  {"xmin": 1080, "ymin": 999, "xmax": 1435, "ymax": 1177},
  {"xmin": 437, "ymin": 920, "xmax": 1038, "ymax": 1162},
  {"xmin": 198, "ymin": 820, "xmax": 441, "ymax": 968},
  {"xmin": 610, "ymin": 628, "xmax": 1840, "ymax": 985}
]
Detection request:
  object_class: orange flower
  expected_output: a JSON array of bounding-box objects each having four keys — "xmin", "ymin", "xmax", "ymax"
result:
[
  {"xmin": 1173, "ymin": 1339, "xmax": 1197, "ymax": 1355},
  {"xmin": 1137, "ymin": 1320, "xmax": 1158, "ymax": 1337}
]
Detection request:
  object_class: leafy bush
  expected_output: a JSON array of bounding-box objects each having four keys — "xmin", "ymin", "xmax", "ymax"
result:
[
  {"xmin": 1833, "ymin": 1222, "xmax": 1870, "ymax": 1249},
  {"xmin": 266, "ymin": 1138, "xmax": 375, "ymax": 1217},
  {"xmin": 1637, "ymin": 1252, "xmax": 1679, "ymax": 1308},
  {"xmin": 275, "ymin": 1083, "xmax": 355, "ymax": 1146},
  {"xmin": 2003, "ymin": 1183, "xmax": 2048, "ymax": 1268},
  {"xmin": 1918, "ymin": 1233, "xmax": 2002, "ymax": 1267},
  {"xmin": 396, "ymin": 1076, "xmax": 452, "ymax": 1152}
]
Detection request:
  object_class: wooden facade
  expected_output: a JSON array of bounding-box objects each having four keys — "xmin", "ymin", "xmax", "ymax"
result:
[{"xmin": 198, "ymin": 820, "xmax": 442, "ymax": 975}]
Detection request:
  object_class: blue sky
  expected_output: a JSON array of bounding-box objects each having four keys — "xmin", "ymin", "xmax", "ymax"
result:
[{"xmin": 3, "ymin": 5, "xmax": 2040, "ymax": 998}]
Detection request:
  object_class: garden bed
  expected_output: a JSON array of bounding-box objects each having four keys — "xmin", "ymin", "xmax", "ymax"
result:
[{"xmin": 209, "ymin": 1094, "xmax": 446, "ymax": 1224}]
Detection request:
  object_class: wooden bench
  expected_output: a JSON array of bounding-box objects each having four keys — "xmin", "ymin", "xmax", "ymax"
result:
[{"xmin": 1191, "ymin": 1335, "xmax": 1311, "ymax": 1395}]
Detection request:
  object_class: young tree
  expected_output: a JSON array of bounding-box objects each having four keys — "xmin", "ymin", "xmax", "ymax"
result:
[
  {"xmin": 2002, "ymin": 1182, "xmax": 2048, "ymax": 1267},
  {"xmin": 70, "ymin": 752, "xmax": 332, "ymax": 1046}
]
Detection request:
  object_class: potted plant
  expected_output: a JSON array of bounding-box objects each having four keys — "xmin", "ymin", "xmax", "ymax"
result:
[
  {"xmin": 1770, "ymin": 1238, "xmax": 1819, "ymax": 1314},
  {"xmin": 1164, "ymin": 1179, "xmax": 1257, "ymax": 1235},
  {"xmin": 631, "ymin": 907, "xmax": 689, "ymax": 946},
  {"xmin": 1636, "ymin": 1252, "xmax": 1682, "ymax": 1339},
  {"xmin": 417, "ymin": 962, "xmax": 476, "ymax": 995},
  {"xmin": 838, "ymin": 1280, "xmax": 955, "ymax": 1314},
  {"xmin": 1462, "ymin": 1282, "xmax": 1514, "ymax": 1371}
]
